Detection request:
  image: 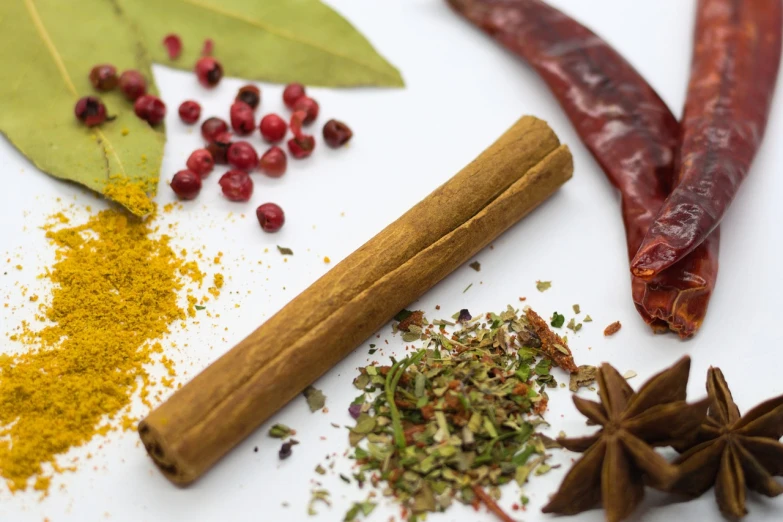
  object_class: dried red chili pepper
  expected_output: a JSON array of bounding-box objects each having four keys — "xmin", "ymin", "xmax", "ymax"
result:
[
  {"xmin": 631, "ymin": 0, "xmax": 782, "ymax": 278},
  {"xmin": 447, "ymin": 0, "xmax": 719, "ymax": 337}
]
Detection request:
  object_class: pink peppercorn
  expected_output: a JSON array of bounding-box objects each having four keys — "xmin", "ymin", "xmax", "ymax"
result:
[
  {"xmin": 178, "ymin": 100, "xmax": 201, "ymax": 124},
  {"xmin": 74, "ymin": 96, "xmax": 108, "ymax": 127},
  {"xmin": 206, "ymin": 131, "xmax": 232, "ymax": 164},
  {"xmin": 163, "ymin": 34, "xmax": 183, "ymax": 60},
  {"xmin": 227, "ymin": 141, "xmax": 258, "ymax": 171},
  {"xmin": 219, "ymin": 170, "xmax": 254, "ymax": 202},
  {"xmin": 322, "ymin": 119, "xmax": 353, "ymax": 148},
  {"xmin": 259, "ymin": 146, "xmax": 287, "ymax": 178},
  {"xmin": 287, "ymin": 135, "xmax": 315, "ymax": 159},
  {"xmin": 170, "ymin": 170, "xmax": 202, "ymax": 200},
  {"xmin": 89, "ymin": 64, "xmax": 118, "ymax": 91},
  {"xmin": 230, "ymin": 101, "xmax": 255, "ymax": 135},
  {"xmin": 134, "ymin": 95, "xmax": 166, "ymax": 126},
  {"xmin": 282, "ymin": 83, "xmax": 306, "ymax": 109},
  {"xmin": 201, "ymin": 117, "xmax": 229, "ymax": 143},
  {"xmin": 293, "ymin": 96, "xmax": 319, "ymax": 124},
  {"xmin": 118, "ymin": 70, "xmax": 147, "ymax": 101},
  {"xmin": 195, "ymin": 56, "xmax": 223, "ymax": 88},
  {"xmin": 256, "ymin": 203, "xmax": 285, "ymax": 232},
  {"xmin": 259, "ymin": 114, "xmax": 287, "ymax": 143},
  {"xmin": 186, "ymin": 149, "xmax": 214, "ymax": 178}
]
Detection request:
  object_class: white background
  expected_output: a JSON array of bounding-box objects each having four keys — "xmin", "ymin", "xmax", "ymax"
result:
[{"xmin": 1, "ymin": 0, "xmax": 782, "ymax": 521}]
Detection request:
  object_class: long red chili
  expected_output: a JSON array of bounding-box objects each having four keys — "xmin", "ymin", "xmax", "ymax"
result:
[
  {"xmin": 446, "ymin": 0, "xmax": 718, "ymax": 337},
  {"xmin": 631, "ymin": 0, "xmax": 782, "ymax": 278}
]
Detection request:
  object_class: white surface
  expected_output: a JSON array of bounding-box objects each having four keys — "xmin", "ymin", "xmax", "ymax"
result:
[{"xmin": 1, "ymin": 0, "xmax": 782, "ymax": 521}]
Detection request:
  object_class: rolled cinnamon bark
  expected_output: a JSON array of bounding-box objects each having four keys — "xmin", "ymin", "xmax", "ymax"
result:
[{"xmin": 139, "ymin": 116, "xmax": 573, "ymax": 485}]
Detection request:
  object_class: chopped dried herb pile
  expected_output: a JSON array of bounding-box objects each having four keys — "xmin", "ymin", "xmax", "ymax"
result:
[{"xmin": 348, "ymin": 306, "xmax": 577, "ymax": 520}]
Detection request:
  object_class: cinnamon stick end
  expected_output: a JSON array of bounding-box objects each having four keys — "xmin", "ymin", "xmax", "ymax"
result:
[{"xmin": 138, "ymin": 420, "xmax": 195, "ymax": 486}]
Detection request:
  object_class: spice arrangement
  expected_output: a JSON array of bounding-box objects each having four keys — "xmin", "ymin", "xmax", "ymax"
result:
[
  {"xmin": 138, "ymin": 116, "xmax": 573, "ymax": 485},
  {"xmin": 347, "ymin": 306, "xmax": 575, "ymax": 520},
  {"xmin": 448, "ymin": 0, "xmax": 781, "ymax": 337}
]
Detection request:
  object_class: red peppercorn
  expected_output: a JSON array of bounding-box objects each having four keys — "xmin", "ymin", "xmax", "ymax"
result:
[
  {"xmin": 256, "ymin": 203, "xmax": 285, "ymax": 232},
  {"xmin": 186, "ymin": 148, "xmax": 214, "ymax": 178},
  {"xmin": 259, "ymin": 146, "xmax": 287, "ymax": 178},
  {"xmin": 282, "ymin": 83, "xmax": 306, "ymax": 109},
  {"xmin": 206, "ymin": 131, "xmax": 233, "ymax": 164},
  {"xmin": 236, "ymin": 85, "xmax": 261, "ymax": 110},
  {"xmin": 230, "ymin": 101, "xmax": 255, "ymax": 135},
  {"xmin": 287, "ymin": 135, "xmax": 315, "ymax": 159},
  {"xmin": 322, "ymin": 119, "xmax": 353, "ymax": 148},
  {"xmin": 162, "ymin": 34, "xmax": 183, "ymax": 60},
  {"xmin": 201, "ymin": 117, "xmax": 229, "ymax": 143},
  {"xmin": 293, "ymin": 96, "xmax": 319, "ymax": 125},
  {"xmin": 74, "ymin": 96, "xmax": 108, "ymax": 127},
  {"xmin": 259, "ymin": 114, "xmax": 287, "ymax": 143},
  {"xmin": 178, "ymin": 100, "xmax": 201, "ymax": 124},
  {"xmin": 201, "ymin": 38, "xmax": 214, "ymax": 56},
  {"xmin": 227, "ymin": 141, "xmax": 259, "ymax": 171},
  {"xmin": 219, "ymin": 169, "xmax": 254, "ymax": 202},
  {"xmin": 195, "ymin": 57, "xmax": 223, "ymax": 88},
  {"xmin": 118, "ymin": 70, "xmax": 147, "ymax": 101},
  {"xmin": 170, "ymin": 170, "xmax": 202, "ymax": 200},
  {"xmin": 134, "ymin": 95, "xmax": 166, "ymax": 125},
  {"xmin": 89, "ymin": 64, "xmax": 118, "ymax": 91}
]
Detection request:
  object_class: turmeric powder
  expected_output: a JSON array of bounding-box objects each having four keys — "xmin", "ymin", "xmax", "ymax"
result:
[{"xmin": 0, "ymin": 205, "xmax": 204, "ymax": 492}]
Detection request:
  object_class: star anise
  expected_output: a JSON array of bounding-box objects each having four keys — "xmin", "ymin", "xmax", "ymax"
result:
[
  {"xmin": 542, "ymin": 356, "xmax": 709, "ymax": 522},
  {"xmin": 667, "ymin": 367, "xmax": 783, "ymax": 518}
]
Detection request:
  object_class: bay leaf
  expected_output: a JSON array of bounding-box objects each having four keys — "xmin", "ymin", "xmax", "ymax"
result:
[
  {"xmin": 0, "ymin": 0, "xmax": 165, "ymax": 216},
  {"xmin": 119, "ymin": 0, "xmax": 404, "ymax": 87}
]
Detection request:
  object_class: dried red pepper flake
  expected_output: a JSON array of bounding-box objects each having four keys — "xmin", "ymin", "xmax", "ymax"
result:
[
  {"xmin": 603, "ymin": 321, "xmax": 622, "ymax": 336},
  {"xmin": 219, "ymin": 169, "xmax": 254, "ymax": 202},
  {"xmin": 259, "ymin": 146, "xmax": 287, "ymax": 178},
  {"xmin": 259, "ymin": 114, "xmax": 287, "ymax": 143},
  {"xmin": 74, "ymin": 96, "xmax": 107, "ymax": 127},
  {"xmin": 201, "ymin": 38, "xmax": 214, "ymax": 56},
  {"xmin": 162, "ymin": 34, "xmax": 183, "ymax": 60},
  {"xmin": 170, "ymin": 170, "xmax": 202, "ymax": 200},
  {"xmin": 89, "ymin": 64, "xmax": 118, "ymax": 91}
]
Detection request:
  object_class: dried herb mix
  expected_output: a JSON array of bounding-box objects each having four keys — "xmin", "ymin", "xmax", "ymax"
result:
[{"xmin": 347, "ymin": 305, "xmax": 576, "ymax": 519}]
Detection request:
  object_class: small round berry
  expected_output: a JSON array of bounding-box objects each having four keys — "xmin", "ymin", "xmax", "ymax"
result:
[
  {"xmin": 259, "ymin": 114, "xmax": 287, "ymax": 143},
  {"xmin": 219, "ymin": 169, "xmax": 254, "ymax": 202},
  {"xmin": 186, "ymin": 148, "xmax": 215, "ymax": 178},
  {"xmin": 206, "ymin": 131, "xmax": 233, "ymax": 164},
  {"xmin": 89, "ymin": 64, "xmax": 118, "ymax": 91},
  {"xmin": 259, "ymin": 146, "xmax": 287, "ymax": 178},
  {"xmin": 230, "ymin": 101, "xmax": 255, "ymax": 135},
  {"xmin": 162, "ymin": 34, "xmax": 183, "ymax": 60},
  {"xmin": 170, "ymin": 169, "xmax": 202, "ymax": 200},
  {"xmin": 282, "ymin": 83, "xmax": 306, "ymax": 109},
  {"xmin": 236, "ymin": 85, "xmax": 261, "ymax": 110},
  {"xmin": 293, "ymin": 96, "xmax": 319, "ymax": 124},
  {"xmin": 134, "ymin": 95, "xmax": 166, "ymax": 125},
  {"xmin": 178, "ymin": 100, "xmax": 201, "ymax": 124},
  {"xmin": 118, "ymin": 70, "xmax": 147, "ymax": 101},
  {"xmin": 256, "ymin": 203, "xmax": 285, "ymax": 232},
  {"xmin": 195, "ymin": 57, "xmax": 223, "ymax": 88},
  {"xmin": 74, "ymin": 96, "xmax": 107, "ymax": 127},
  {"xmin": 287, "ymin": 135, "xmax": 315, "ymax": 159},
  {"xmin": 323, "ymin": 119, "xmax": 353, "ymax": 148},
  {"xmin": 201, "ymin": 117, "xmax": 229, "ymax": 143},
  {"xmin": 227, "ymin": 141, "xmax": 259, "ymax": 171}
]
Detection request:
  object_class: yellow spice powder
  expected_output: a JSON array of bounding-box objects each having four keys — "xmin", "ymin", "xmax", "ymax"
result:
[{"xmin": 0, "ymin": 206, "xmax": 200, "ymax": 492}]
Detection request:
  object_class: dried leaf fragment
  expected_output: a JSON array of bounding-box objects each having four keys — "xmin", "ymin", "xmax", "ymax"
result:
[
  {"xmin": 303, "ymin": 386, "xmax": 326, "ymax": 412},
  {"xmin": 536, "ymin": 280, "xmax": 552, "ymax": 292},
  {"xmin": 469, "ymin": 261, "xmax": 481, "ymax": 271},
  {"xmin": 569, "ymin": 365, "xmax": 598, "ymax": 392},
  {"xmin": 277, "ymin": 246, "xmax": 294, "ymax": 256}
]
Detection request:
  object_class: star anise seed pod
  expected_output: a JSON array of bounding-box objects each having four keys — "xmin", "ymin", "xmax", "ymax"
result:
[
  {"xmin": 542, "ymin": 356, "xmax": 709, "ymax": 522},
  {"xmin": 668, "ymin": 367, "xmax": 783, "ymax": 519}
]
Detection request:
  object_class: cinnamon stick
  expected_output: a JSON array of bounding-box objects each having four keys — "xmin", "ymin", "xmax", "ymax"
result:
[{"xmin": 139, "ymin": 116, "xmax": 573, "ymax": 485}]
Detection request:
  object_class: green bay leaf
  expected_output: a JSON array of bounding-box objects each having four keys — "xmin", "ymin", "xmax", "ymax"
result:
[
  {"xmin": 0, "ymin": 0, "xmax": 165, "ymax": 216},
  {"xmin": 120, "ymin": 0, "xmax": 403, "ymax": 87}
]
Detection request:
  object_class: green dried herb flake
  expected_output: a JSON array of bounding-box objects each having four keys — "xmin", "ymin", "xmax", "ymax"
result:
[
  {"xmin": 277, "ymin": 246, "xmax": 294, "ymax": 255},
  {"xmin": 303, "ymin": 386, "xmax": 326, "ymax": 412},
  {"xmin": 268, "ymin": 423, "xmax": 293, "ymax": 439},
  {"xmin": 344, "ymin": 501, "xmax": 376, "ymax": 521},
  {"xmin": 469, "ymin": 261, "xmax": 481, "ymax": 272},
  {"xmin": 536, "ymin": 280, "xmax": 552, "ymax": 292},
  {"xmin": 550, "ymin": 312, "xmax": 565, "ymax": 328},
  {"xmin": 573, "ymin": 304, "xmax": 581, "ymax": 314}
]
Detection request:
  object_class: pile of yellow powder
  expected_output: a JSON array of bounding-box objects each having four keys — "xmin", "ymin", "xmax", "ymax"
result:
[{"xmin": 1, "ymin": 206, "xmax": 204, "ymax": 492}]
